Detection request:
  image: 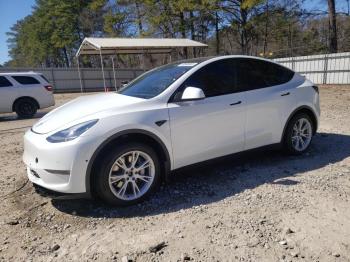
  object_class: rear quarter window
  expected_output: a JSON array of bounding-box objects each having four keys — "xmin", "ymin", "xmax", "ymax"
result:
[
  {"xmin": 40, "ymin": 74, "xmax": 50, "ymax": 83},
  {"xmin": 235, "ymin": 58, "xmax": 294, "ymax": 91},
  {"xmin": 0, "ymin": 76, "xmax": 13, "ymax": 87},
  {"xmin": 262, "ymin": 60, "xmax": 295, "ymax": 86},
  {"xmin": 12, "ymin": 76, "xmax": 40, "ymax": 85}
]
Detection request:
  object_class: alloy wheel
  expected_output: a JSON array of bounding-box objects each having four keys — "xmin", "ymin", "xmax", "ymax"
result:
[
  {"xmin": 108, "ymin": 150, "xmax": 155, "ymax": 201},
  {"xmin": 291, "ymin": 118, "xmax": 312, "ymax": 151}
]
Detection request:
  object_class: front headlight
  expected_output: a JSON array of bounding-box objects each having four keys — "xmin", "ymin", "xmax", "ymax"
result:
[{"xmin": 46, "ymin": 119, "xmax": 98, "ymax": 143}]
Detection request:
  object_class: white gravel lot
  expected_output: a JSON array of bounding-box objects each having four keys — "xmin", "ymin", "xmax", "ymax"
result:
[{"xmin": 0, "ymin": 86, "xmax": 349, "ymax": 262}]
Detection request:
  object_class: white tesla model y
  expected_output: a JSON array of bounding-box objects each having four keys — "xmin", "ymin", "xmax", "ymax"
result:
[{"xmin": 23, "ymin": 56, "xmax": 320, "ymax": 205}]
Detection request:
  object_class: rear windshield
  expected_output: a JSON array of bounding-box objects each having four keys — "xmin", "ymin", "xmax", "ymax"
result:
[{"xmin": 12, "ymin": 76, "xmax": 40, "ymax": 85}]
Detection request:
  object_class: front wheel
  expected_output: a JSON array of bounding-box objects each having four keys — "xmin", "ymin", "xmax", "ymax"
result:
[
  {"xmin": 283, "ymin": 113, "xmax": 314, "ymax": 155},
  {"xmin": 95, "ymin": 143, "xmax": 161, "ymax": 206}
]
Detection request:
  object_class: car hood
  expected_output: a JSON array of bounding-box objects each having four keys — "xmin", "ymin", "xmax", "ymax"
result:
[{"xmin": 32, "ymin": 93, "xmax": 145, "ymax": 134}]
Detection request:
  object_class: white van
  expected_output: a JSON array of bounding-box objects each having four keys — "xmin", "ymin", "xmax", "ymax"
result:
[{"xmin": 0, "ymin": 72, "xmax": 55, "ymax": 118}]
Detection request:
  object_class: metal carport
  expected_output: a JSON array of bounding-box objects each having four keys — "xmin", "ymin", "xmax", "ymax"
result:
[{"xmin": 76, "ymin": 37, "xmax": 207, "ymax": 92}]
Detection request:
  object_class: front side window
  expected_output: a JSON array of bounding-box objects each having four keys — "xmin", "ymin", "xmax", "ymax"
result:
[
  {"xmin": 179, "ymin": 59, "xmax": 237, "ymax": 98},
  {"xmin": 12, "ymin": 76, "xmax": 40, "ymax": 85},
  {"xmin": 118, "ymin": 62, "xmax": 198, "ymax": 99},
  {"xmin": 0, "ymin": 76, "xmax": 13, "ymax": 87}
]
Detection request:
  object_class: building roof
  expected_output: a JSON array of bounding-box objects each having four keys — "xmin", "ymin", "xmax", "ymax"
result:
[{"xmin": 76, "ymin": 37, "xmax": 208, "ymax": 56}]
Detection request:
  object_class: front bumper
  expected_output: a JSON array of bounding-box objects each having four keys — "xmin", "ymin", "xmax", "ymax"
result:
[{"xmin": 23, "ymin": 130, "xmax": 96, "ymax": 194}]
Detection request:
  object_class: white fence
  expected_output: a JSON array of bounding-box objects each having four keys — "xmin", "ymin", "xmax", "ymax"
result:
[
  {"xmin": 0, "ymin": 67, "xmax": 144, "ymax": 92},
  {"xmin": 274, "ymin": 52, "xmax": 350, "ymax": 85},
  {"xmin": 1, "ymin": 52, "xmax": 349, "ymax": 92}
]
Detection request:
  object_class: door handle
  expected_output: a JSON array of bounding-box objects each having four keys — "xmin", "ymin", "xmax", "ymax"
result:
[
  {"xmin": 281, "ymin": 92, "xmax": 290, "ymax": 96},
  {"xmin": 230, "ymin": 101, "xmax": 242, "ymax": 106}
]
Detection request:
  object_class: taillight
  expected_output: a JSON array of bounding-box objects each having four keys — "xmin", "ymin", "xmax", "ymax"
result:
[
  {"xmin": 312, "ymin": 85, "xmax": 319, "ymax": 93},
  {"xmin": 44, "ymin": 85, "xmax": 53, "ymax": 91}
]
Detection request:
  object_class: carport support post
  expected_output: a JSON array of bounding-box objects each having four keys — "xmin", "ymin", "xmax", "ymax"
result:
[
  {"xmin": 111, "ymin": 55, "xmax": 117, "ymax": 91},
  {"xmin": 99, "ymin": 49, "xmax": 107, "ymax": 92},
  {"xmin": 76, "ymin": 56, "xmax": 84, "ymax": 93}
]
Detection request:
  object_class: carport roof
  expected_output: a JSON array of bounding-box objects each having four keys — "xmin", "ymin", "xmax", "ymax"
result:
[{"xmin": 76, "ymin": 37, "xmax": 208, "ymax": 56}]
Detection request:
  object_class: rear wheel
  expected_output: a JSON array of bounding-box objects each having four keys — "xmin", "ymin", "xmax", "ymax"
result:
[
  {"xmin": 14, "ymin": 98, "xmax": 38, "ymax": 118},
  {"xmin": 283, "ymin": 113, "xmax": 314, "ymax": 155},
  {"xmin": 95, "ymin": 143, "xmax": 161, "ymax": 206}
]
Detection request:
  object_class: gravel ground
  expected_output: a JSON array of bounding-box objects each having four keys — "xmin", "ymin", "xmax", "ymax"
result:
[{"xmin": 0, "ymin": 86, "xmax": 349, "ymax": 262}]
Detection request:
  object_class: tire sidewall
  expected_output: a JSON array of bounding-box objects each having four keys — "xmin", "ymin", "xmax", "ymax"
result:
[
  {"xmin": 95, "ymin": 143, "xmax": 161, "ymax": 206},
  {"xmin": 284, "ymin": 113, "xmax": 314, "ymax": 155},
  {"xmin": 15, "ymin": 99, "xmax": 37, "ymax": 118}
]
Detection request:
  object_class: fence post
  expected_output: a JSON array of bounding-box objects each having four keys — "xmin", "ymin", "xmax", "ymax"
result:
[
  {"xmin": 291, "ymin": 56, "xmax": 295, "ymax": 71},
  {"xmin": 81, "ymin": 68, "xmax": 86, "ymax": 92},
  {"xmin": 323, "ymin": 54, "xmax": 329, "ymax": 85},
  {"xmin": 50, "ymin": 68, "xmax": 56, "ymax": 90}
]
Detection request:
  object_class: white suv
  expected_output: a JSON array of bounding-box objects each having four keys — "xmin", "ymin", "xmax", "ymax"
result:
[
  {"xmin": 23, "ymin": 56, "xmax": 320, "ymax": 206},
  {"xmin": 0, "ymin": 72, "xmax": 55, "ymax": 118}
]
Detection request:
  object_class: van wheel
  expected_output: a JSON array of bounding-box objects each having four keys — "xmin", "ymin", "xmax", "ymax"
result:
[
  {"xmin": 14, "ymin": 98, "xmax": 38, "ymax": 118},
  {"xmin": 283, "ymin": 113, "xmax": 314, "ymax": 155},
  {"xmin": 95, "ymin": 143, "xmax": 161, "ymax": 206}
]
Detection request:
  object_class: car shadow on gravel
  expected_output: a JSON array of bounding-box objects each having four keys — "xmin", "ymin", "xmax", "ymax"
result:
[
  {"xmin": 51, "ymin": 132, "xmax": 350, "ymax": 218},
  {"xmin": 0, "ymin": 112, "xmax": 47, "ymax": 123}
]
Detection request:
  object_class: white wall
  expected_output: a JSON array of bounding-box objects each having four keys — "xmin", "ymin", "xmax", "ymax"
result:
[
  {"xmin": 1, "ymin": 52, "xmax": 349, "ymax": 93},
  {"xmin": 0, "ymin": 67, "xmax": 144, "ymax": 92},
  {"xmin": 274, "ymin": 52, "xmax": 350, "ymax": 84}
]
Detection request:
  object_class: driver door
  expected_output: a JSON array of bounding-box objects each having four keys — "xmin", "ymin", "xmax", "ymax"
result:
[{"xmin": 167, "ymin": 59, "xmax": 246, "ymax": 169}]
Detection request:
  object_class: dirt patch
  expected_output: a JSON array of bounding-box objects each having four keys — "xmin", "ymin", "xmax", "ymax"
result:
[{"xmin": 0, "ymin": 87, "xmax": 349, "ymax": 261}]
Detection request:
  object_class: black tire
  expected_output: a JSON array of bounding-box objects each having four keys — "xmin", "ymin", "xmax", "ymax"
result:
[
  {"xmin": 14, "ymin": 98, "xmax": 38, "ymax": 118},
  {"xmin": 94, "ymin": 143, "xmax": 161, "ymax": 206},
  {"xmin": 283, "ymin": 113, "xmax": 314, "ymax": 155}
]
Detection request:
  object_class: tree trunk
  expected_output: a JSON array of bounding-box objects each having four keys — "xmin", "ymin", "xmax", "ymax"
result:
[
  {"xmin": 180, "ymin": 12, "xmax": 188, "ymax": 58},
  {"xmin": 190, "ymin": 11, "xmax": 196, "ymax": 58},
  {"xmin": 240, "ymin": 8, "xmax": 248, "ymax": 55},
  {"xmin": 215, "ymin": 12, "xmax": 220, "ymax": 55},
  {"xmin": 288, "ymin": 23, "xmax": 293, "ymax": 57},
  {"xmin": 189, "ymin": 11, "xmax": 195, "ymax": 40},
  {"xmin": 327, "ymin": 0, "xmax": 338, "ymax": 53},
  {"xmin": 135, "ymin": 1, "xmax": 143, "ymax": 35},
  {"xmin": 263, "ymin": 0, "xmax": 269, "ymax": 56},
  {"xmin": 63, "ymin": 47, "xmax": 70, "ymax": 67}
]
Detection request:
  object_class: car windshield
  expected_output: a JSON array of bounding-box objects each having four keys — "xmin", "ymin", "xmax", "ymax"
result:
[{"xmin": 118, "ymin": 62, "xmax": 199, "ymax": 99}]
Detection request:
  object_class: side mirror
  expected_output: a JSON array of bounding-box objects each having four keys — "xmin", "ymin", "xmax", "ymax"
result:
[
  {"xmin": 181, "ymin": 86, "xmax": 205, "ymax": 101},
  {"xmin": 121, "ymin": 81, "xmax": 129, "ymax": 87}
]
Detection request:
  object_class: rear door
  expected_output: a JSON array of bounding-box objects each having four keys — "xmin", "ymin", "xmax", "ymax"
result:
[
  {"xmin": 168, "ymin": 59, "xmax": 246, "ymax": 169},
  {"xmin": 235, "ymin": 58, "xmax": 296, "ymax": 149},
  {"xmin": 0, "ymin": 76, "xmax": 17, "ymax": 112},
  {"xmin": 11, "ymin": 75, "xmax": 47, "ymax": 107}
]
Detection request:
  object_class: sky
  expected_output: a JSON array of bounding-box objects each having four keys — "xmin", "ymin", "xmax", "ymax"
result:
[
  {"xmin": 0, "ymin": 0, "xmax": 349, "ymax": 65},
  {"xmin": 0, "ymin": 0, "xmax": 35, "ymax": 64}
]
